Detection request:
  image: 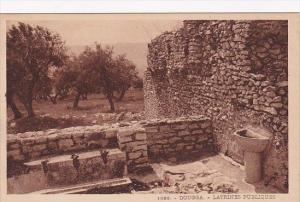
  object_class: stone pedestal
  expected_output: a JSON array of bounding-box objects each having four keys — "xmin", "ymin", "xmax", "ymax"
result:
[
  {"xmin": 244, "ymin": 151, "xmax": 262, "ymax": 183},
  {"xmin": 234, "ymin": 128, "xmax": 270, "ymax": 184}
]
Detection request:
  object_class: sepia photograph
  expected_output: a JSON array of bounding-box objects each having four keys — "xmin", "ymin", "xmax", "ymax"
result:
[{"xmin": 0, "ymin": 13, "xmax": 299, "ymax": 201}]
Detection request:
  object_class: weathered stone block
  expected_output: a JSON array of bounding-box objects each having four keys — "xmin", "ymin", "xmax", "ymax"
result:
[
  {"xmin": 145, "ymin": 126, "xmax": 159, "ymax": 133},
  {"xmin": 185, "ymin": 145, "xmax": 194, "ymax": 150},
  {"xmin": 191, "ymin": 129, "xmax": 204, "ymax": 135},
  {"xmin": 59, "ymin": 133, "xmax": 72, "ymax": 139},
  {"xmin": 118, "ymin": 143, "xmax": 126, "ymax": 150},
  {"xmin": 188, "ymin": 123, "xmax": 200, "ymax": 130},
  {"xmin": 175, "ymin": 143, "xmax": 186, "ymax": 151},
  {"xmin": 169, "ymin": 137, "xmax": 182, "ymax": 144},
  {"xmin": 134, "ymin": 157, "xmax": 149, "ymax": 164},
  {"xmin": 72, "ymin": 136, "xmax": 86, "ymax": 145},
  {"xmin": 105, "ymin": 129, "xmax": 117, "ymax": 138},
  {"xmin": 118, "ymin": 135, "xmax": 132, "ymax": 144},
  {"xmin": 35, "ymin": 137, "xmax": 47, "ymax": 144},
  {"xmin": 8, "ymin": 142, "xmax": 20, "ymax": 150},
  {"xmin": 128, "ymin": 152, "xmax": 142, "ymax": 159},
  {"xmin": 142, "ymin": 150, "xmax": 148, "ymax": 157},
  {"xmin": 195, "ymin": 144, "xmax": 204, "ymax": 150},
  {"xmin": 99, "ymin": 139, "xmax": 109, "ymax": 148},
  {"xmin": 157, "ymin": 139, "xmax": 168, "ymax": 144},
  {"xmin": 159, "ymin": 125, "xmax": 172, "ymax": 132},
  {"xmin": 32, "ymin": 144, "xmax": 47, "ymax": 152},
  {"xmin": 200, "ymin": 121, "xmax": 212, "ymax": 129},
  {"xmin": 7, "ymin": 149, "xmax": 22, "ymax": 158},
  {"xmin": 266, "ymin": 91, "xmax": 276, "ymax": 98},
  {"xmin": 21, "ymin": 145, "xmax": 32, "ymax": 153},
  {"xmin": 205, "ymin": 127, "xmax": 213, "ymax": 133},
  {"xmin": 132, "ymin": 144, "xmax": 147, "ymax": 152},
  {"xmin": 20, "ymin": 138, "xmax": 35, "ymax": 145},
  {"xmin": 47, "ymin": 133, "xmax": 59, "ymax": 141},
  {"xmin": 127, "ymin": 141, "xmax": 146, "ymax": 148},
  {"xmin": 261, "ymin": 106, "xmax": 277, "ymax": 115},
  {"xmin": 171, "ymin": 124, "xmax": 188, "ymax": 130},
  {"xmin": 183, "ymin": 136, "xmax": 197, "ymax": 142},
  {"xmin": 276, "ymin": 81, "xmax": 288, "ymax": 87},
  {"xmin": 160, "ymin": 132, "xmax": 176, "ymax": 138},
  {"xmin": 135, "ymin": 133, "xmax": 147, "ymax": 141},
  {"xmin": 270, "ymin": 102, "xmax": 283, "ymax": 108},
  {"xmin": 118, "ymin": 128, "xmax": 135, "ymax": 137},
  {"xmin": 57, "ymin": 139, "xmax": 74, "ymax": 150},
  {"xmin": 29, "ymin": 151, "xmax": 41, "ymax": 159},
  {"xmin": 86, "ymin": 132, "xmax": 105, "ymax": 141},
  {"xmin": 197, "ymin": 135, "xmax": 208, "ymax": 142},
  {"xmin": 178, "ymin": 130, "xmax": 190, "ymax": 136}
]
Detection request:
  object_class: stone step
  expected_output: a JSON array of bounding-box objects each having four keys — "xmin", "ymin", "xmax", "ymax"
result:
[
  {"xmin": 8, "ymin": 148, "xmax": 127, "ymax": 194},
  {"xmin": 32, "ymin": 177, "xmax": 132, "ymax": 194}
]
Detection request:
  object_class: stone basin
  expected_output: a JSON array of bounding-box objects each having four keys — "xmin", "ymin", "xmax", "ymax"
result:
[
  {"xmin": 234, "ymin": 128, "xmax": 269, "ymax": 153},
  {"xmin": 233, "ymin": 127, "xmax": 270, "ymax": 183}
]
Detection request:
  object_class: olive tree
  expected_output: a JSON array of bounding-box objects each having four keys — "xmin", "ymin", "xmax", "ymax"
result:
[
  {"xmin": 6, "ymin": 22, "xmax": 67, "ymax": 117},
  {"xmin": 112, "ymin": 54, "xmax": 139, "ymax": 101}
]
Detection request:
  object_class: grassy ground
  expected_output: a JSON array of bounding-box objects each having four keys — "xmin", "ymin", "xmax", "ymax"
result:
[{"xmin": 7, "ymin": 89, "xmax": 144, "ymax": 134}]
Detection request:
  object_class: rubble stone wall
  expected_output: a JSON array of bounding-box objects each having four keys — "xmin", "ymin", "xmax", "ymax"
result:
[
  {"xmin": 117, "ymin": 124, "xmax": 149, "ymax": 172},
  {"xmin": 145, "ymin": 20, "xmax": 288, "ymax": 191},
  {"xmin": 7, "ymin": 124, "xmax": 120, "ymax": 162},
  {"xmin": 144, "ymin": 116, "xmax": 214, "ymax": 160},
  {"xmin": 7, "ymin": 116, "xmax": 214, "ymax": 173}
]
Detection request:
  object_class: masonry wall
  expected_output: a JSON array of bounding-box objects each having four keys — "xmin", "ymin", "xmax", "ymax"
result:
[
  {"xmin": 7, "ymin": 124, "xmax": 120, "ymax": 162},
  {"xmin": 144, "ymin": 20, "xmax": 288, "ymax": 191},
  {"xmin": 7, "ymin": 116, "xmax": 214, "ymax": 174},
  {"xmin": 144, "ymin": 116, "xmax": 214, "ymax": 161}
]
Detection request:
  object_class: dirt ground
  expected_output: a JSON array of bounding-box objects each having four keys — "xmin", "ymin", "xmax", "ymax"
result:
[
  {"xmin": 131, "ymin": 154, "xmax": 281, "ymax": 194},
  {"xmin": 7, "ymin": 89, "xmax": 144, "ymax": 134}
]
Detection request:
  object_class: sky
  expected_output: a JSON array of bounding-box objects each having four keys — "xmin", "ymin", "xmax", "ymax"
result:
[{"xmin": 7, "ymin": 20, "xmax": 182, "ymax": 46}]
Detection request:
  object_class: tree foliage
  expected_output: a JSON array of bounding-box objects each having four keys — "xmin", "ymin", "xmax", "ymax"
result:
[
  {"xmin": 112, "ymin": 54, "xmax": 139, "ymax": 101},
  {"xmin": 7, "ymin": 22, "xmax": 141, "ymax": 118},
  {"xmin": 7, "ymin": 22, "xmax": 67, "ymax": 118},
  {"xmin": 54, "ymin": 43, "xmax": 139, "ymax": 110}
]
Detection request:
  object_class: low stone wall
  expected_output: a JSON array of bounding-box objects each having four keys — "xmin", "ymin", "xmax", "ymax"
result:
[
  {"xmin": 7, "ymin": 116, "xmax": 214, "ymax": 173},
  {"xmin": 7, "ymin": 124, "xmax": 120, "ymax": 162},
  {"xmin": 144, "ymin": 116, "xmax": 214, "ymax": 160},
  {"xmin": 117, "ymin": 124, "xmax": 149, "ymax": 172}
]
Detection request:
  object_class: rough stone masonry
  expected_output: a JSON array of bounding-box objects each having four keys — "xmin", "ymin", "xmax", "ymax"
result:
[
  {"xmin": 7, "ymin": 116, "xmax": 214, "ymax": 174},
  {"xmin": 144, "ymin": 20, "xmax": 288, "ymax": 191}
]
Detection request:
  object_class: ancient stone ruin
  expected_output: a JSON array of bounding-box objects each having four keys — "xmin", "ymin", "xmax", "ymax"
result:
[
  {"xmin": 144, "ymin": 20, "xmax": 288, "ymax": 191},
  {"xmin": 7, "ymin": 20, "xmax": 288, "ymax": 194}
]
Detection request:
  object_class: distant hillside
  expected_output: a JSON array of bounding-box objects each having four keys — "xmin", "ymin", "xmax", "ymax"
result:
[{"xmin": 69, "ymin": 43, "xmax": 148, "ymax": 77}]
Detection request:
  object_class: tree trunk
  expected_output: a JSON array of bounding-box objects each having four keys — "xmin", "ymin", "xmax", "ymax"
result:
[
  {"xmin": 48, "ymin": 95, "xmax": 57, "ymax": 104},
  {"xmin": 6, "ymin": 93, "xmax": 22, "ymax": 119},
  {"xmin": 73, "ymin": 92, "xmax": 81, "ymax": 108},
  {"xmin": 117, "ymin": 89, "xmax": 126, "ymax": 102},
  {"xmin": 26, "ymin": 98, "xmax": 35, "ymax": 117},
  {"xmin": 81, "ymin": 92, "xmax": 88, "ymax": 100},
  {"xmin": 24, "ymin": 76, "xmax": 37, "ymax": 118},
  {"xmin": 106, "ymin": 92, "xmax": 115, "ymax": 112},
  {"xmin": 84, "ymin": 92, "xmax": 88, "ymax": 100}
]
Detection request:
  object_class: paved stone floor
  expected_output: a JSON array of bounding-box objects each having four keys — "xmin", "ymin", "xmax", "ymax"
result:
[{"xmin": 131, "ymin": 154, "xmax": 281, "ymax": 194}]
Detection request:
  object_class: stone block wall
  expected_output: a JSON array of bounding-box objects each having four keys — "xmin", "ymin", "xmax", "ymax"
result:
[
  {"xmin": 117, "ymin": 124, "xmax": 149, "ymax": 172},
  {"xmin": 144, "ymin": 116, "xmax": 214, "ymax": 160},
  {"xmin": 7, "ymin": 124, "xmax": 120, "ymax": 162},
  {"xmin": 7, "ymin": 116, "xmax": 214, "ymax": 174},
  {"xmin": 145, "ymin": 20, "xmax": 288, "ymax": 191}
]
